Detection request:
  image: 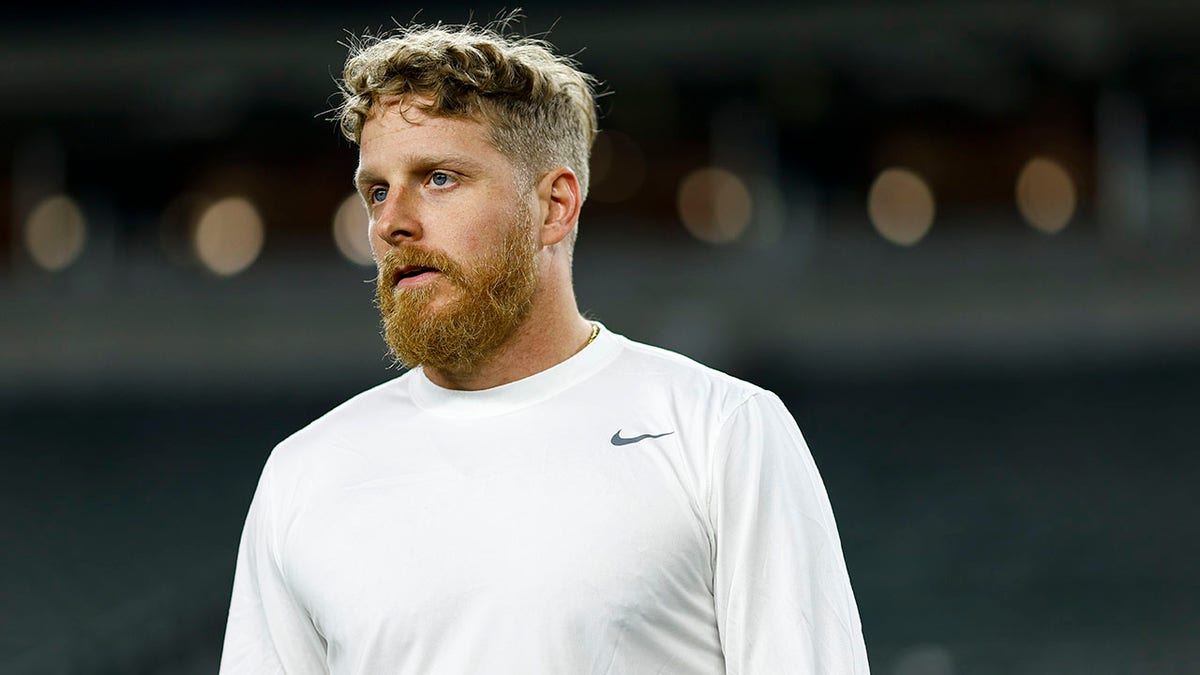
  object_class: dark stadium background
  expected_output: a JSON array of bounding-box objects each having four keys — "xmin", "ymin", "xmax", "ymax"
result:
[{"xmin": 3, "ymin": 3, "xmax": 1199, "ymax": 673}]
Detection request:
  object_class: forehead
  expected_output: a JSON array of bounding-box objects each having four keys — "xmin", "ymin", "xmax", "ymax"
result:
[{"xmin": 360, "ymin": 97, "xmax": 491, "ymax": 152}]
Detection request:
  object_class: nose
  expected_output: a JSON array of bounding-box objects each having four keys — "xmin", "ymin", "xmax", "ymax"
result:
[{"xmin": 371, "ymin": 191, "xmax": 423, "ymax": 247}]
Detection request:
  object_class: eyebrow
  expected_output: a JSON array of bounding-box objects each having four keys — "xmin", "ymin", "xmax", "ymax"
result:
[
  {"xmin": 354, "ymin": 153, "xmax": 487, "ymax": 192},
  {"xmin": 353, "ymin": 167, "xmax": 383, "ymax": 193}
]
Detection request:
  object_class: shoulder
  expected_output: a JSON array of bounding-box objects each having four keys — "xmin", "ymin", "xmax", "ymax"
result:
[
  {"xmin": 264, "ymin": 371, "xmax": 418, "ymax": 476},
  {"xmin": 608, "ymin": 333, "xmax": 767, "ymax": 424}
]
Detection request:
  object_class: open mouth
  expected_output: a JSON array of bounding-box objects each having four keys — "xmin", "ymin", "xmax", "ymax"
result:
[{"xmin": 394, "ymin": 265, "xmax": 440, "ymax": 287}]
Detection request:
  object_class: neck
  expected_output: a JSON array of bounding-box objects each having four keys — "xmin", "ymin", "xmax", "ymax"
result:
[{"xmin": 422, "ymin": 272, "xmax": 592, "ymax": 391}]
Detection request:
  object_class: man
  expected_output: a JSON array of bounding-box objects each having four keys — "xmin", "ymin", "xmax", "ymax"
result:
[{"xmin": 221, "ymin": 19, "xmax": 869, "ymax": 675}]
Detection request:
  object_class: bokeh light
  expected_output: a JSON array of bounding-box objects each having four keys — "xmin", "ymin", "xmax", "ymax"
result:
[
  {"xmin": 893, "ymin": 644, "xmax": 955, "ymax": 675},
  {"xmin": 867, "ymin": 167, "xmax": 935, "ymax": 246},
  {"xmin": 24, "ymin": 194, "xmax": 87, "ymax": 272},
  {"xmin": 677, "ymin": 167, "xmax": 753, "ymax": 244},
  {"xmin": 332, "ymin": 193, "xmax": 373, "ymax": 266},
  {"xmin": 192, "ymin": 196, "xmax": 265, "ymax": 276},
  {"xmin": 1016, "ymin": 157, "xmax": 1076, "ymax": 234}
]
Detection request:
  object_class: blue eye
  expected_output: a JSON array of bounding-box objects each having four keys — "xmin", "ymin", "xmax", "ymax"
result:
[
  {"xmin": 371, "ymin": 187, "xmax": 387, "ymax": 203},
  {"xmin": 430, "ymin": 172, "xmax": 452, "ymax": 187}
]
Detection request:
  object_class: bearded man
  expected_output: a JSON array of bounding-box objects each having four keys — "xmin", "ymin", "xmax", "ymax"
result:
[{"xmin": 220, "ymin": 20, "xmax": 869, "ymax": 675}]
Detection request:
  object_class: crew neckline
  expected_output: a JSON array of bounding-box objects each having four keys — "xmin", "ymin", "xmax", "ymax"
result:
[{"xmin": 408, "ymin": 323, "xmax": 623, "ymax": 418}]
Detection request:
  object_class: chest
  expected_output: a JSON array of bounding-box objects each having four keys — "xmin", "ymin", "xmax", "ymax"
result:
[{"xmin": 283, "ymin": 426, "xmax": 712, "ymax": 649}]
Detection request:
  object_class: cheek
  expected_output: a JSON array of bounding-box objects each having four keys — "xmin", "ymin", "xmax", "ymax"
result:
[
  {"xmin": 370, "ymin": 237, "xmax": 389, "ymax": 265},
  {"xmin": 457, "ymin": 215, "xmax": 508, "ymax": 253}
]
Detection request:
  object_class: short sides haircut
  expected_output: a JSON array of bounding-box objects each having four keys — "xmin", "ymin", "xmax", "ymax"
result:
[{"xmin": 336, "ymin": 20, "xmax": 600, "ymax": 200}]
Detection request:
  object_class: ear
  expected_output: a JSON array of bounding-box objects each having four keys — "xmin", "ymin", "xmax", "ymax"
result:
[{"xmin": 535, "ymin": 166, "xmax": 581, "ymax": 247}]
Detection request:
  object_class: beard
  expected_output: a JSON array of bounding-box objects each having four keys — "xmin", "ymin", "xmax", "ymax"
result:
[{"xmin": 374, "ymin": 207, "xmax": 539, "ymax": 376}]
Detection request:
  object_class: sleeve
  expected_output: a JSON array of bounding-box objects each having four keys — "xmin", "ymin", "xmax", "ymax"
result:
[
  {"xmin": 220, "ymin": 459, "xmax": 328, "ymax": 675},
  {"xmin": 708, "ymin": 391, "xmax": 870, "ymax": 674}
]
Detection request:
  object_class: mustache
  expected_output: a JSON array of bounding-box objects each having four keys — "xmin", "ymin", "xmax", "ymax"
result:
[{"xmin": 377, "ymin": 246, "xmax": 465, "ymax": 286}]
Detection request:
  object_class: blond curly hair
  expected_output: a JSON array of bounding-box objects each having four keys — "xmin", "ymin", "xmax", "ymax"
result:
[{"xmin": 336, "ymin": 20, "xmax": 599, "ymax": 200}]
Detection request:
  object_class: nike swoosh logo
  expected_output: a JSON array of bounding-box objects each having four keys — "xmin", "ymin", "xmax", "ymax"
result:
[{"xmin": 611, "ymin": 430, "xmax": 675, "ymax": 446}]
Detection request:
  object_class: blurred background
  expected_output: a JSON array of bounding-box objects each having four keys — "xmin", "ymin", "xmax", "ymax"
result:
[{"xmin": 2, "ymin": 2, "xmax": 1199, "ymax": 673}]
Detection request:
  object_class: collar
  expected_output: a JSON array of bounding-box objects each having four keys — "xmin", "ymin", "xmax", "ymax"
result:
[{"xmin": 408, "ymin": 323, "xmax": 622, "ymax": 418}]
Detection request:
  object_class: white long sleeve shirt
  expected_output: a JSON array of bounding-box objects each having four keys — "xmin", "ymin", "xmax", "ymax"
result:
[{"xmin": 220, "ymin": 326, "xmax": 869, "ymax": 674}]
